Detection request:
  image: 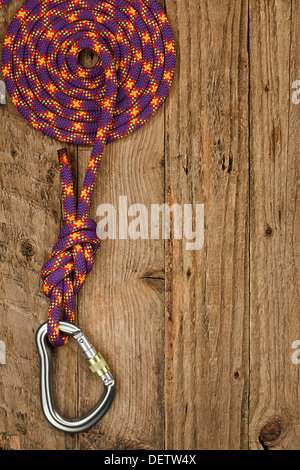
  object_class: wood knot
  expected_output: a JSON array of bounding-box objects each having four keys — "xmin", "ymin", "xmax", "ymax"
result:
[
  {"xmin": 259, "ymin": 420, "xmax": 282, "ymax": 446},
  {"xmin": 265, "ymin": 226, "xmax": 274, "ymax": 237},
  {"xmin": 20, "ymin": 239, "xmax": 35, "ymax": 259}
]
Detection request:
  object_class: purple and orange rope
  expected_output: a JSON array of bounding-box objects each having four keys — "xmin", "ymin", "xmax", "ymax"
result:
[{"xmin": 1, "ymin": 0, "xmax": 175, "ymax": 346}]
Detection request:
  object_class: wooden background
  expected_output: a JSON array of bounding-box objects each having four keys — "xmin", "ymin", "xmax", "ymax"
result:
[{"xmin": 0, "ymin": 0, "xmax": 299, "ymax": 450}]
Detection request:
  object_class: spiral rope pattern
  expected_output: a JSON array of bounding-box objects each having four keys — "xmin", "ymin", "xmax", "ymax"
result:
[{"xmin": 1, "ymin": 0, "xmax": 176, "ymax": 346}]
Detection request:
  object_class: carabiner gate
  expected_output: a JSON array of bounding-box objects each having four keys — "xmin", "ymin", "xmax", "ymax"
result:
[{"xmin": 36, "ymin": 322, "xmax": 115, "ymax": 433}]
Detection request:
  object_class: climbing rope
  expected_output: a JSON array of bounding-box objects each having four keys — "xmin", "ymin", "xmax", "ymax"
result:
[{"xmin": 1, "ymin": 0, "xmax": 176, "ymax": 347}]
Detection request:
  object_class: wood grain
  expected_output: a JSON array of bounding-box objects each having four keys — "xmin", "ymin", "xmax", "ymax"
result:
[
  {"xmin": 164, "ymin": 0, "xmax": 250, "ymax": 450},
  {"xmin": 249, "ymin": 0, "xmax": 300, "ymax": 450},
  {"xmin": 0, "ymin": 0, "xmax": 299, "ymax": 450},
  {"xmin": 0, "ymin": 0, "xmax": 77, "ymax": 450}
]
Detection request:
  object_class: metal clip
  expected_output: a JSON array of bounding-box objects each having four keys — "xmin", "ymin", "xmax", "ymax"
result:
[{"xmin": 36, "ymin": 322, "xmax": 115, "ymax": 433}]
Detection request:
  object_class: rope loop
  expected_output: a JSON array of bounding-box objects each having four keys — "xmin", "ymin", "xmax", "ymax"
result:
[
  {"xmin": 1, "ymin": 0, "xmax": 176, "ymax": 346},
  {"xmin": 40, "ymin": 149, "xmax": 102, "ymax": 346}
]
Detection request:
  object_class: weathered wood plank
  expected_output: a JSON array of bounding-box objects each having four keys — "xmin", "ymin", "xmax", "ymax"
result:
[
  {"xmin": 249, "ymin": 0, "xmax": 300, "ymax": 450},
  {"xmin": 0, "ymin": 1, "xmax": 77, "ymax": 450},
  {"xmin": 164, "ymin": 0, "xmax": 250, "ymax": 450}
]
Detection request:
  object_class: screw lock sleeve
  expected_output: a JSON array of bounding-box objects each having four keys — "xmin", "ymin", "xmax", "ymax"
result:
[{"xmin": 87, "ymin": 353, "xmax": 110, "ymax": 378}]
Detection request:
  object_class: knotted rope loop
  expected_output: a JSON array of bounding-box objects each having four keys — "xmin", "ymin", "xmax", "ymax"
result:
[
  {"xmin": 40, "ymin": 149, "xmax": 101, "ymax": 346},
  {"xmin": 41, "ymin": 217, "xmax": 101, "ymax": 298},
  {"xmin": 40, "ymin": 217, "xmax": 101, "ymax": 346},
  {"xmin": 1, "ymin": 0, "xmax": 176, "ymax": 347}
]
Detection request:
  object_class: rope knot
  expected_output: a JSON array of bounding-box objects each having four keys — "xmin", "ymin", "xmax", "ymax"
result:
[
  {"xmin": 41, "ymin": 218, "xmax": 101, "ymax": 299},
  {"xmin": 40, "ymin": 149, "xmax": 102, "ymax": 347}
]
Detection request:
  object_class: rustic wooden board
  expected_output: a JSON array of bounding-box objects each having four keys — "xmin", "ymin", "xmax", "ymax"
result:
[
  {"xmin": 0, "ymin": 0, "xmax": 299, "ymax": 450},
  {"xmin": 0, "ymin": 0, "xmax": 78, "ymax": 450},
  {"xmin": 249, "ymin": 0, "xmax": 300, "ymax": 450},
  {"xmin": 164, "ymin": 0, "xmax": 250, "ymax": 450}
]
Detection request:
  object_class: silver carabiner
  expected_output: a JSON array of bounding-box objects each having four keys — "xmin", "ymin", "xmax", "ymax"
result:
[{"xmin": 36, "ymin": 322, "xmax": 115, "ymax": 433}]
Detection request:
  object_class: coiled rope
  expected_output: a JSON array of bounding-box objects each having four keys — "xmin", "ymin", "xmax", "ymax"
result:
[{"xmin": 1, "ymin": 0, "xmax": 175, "ymax": 347}]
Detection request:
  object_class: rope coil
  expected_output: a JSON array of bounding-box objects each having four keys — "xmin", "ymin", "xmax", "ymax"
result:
[{"xmin": 1, "ymin": 0, "xmax": 176, "ymax": 346}]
